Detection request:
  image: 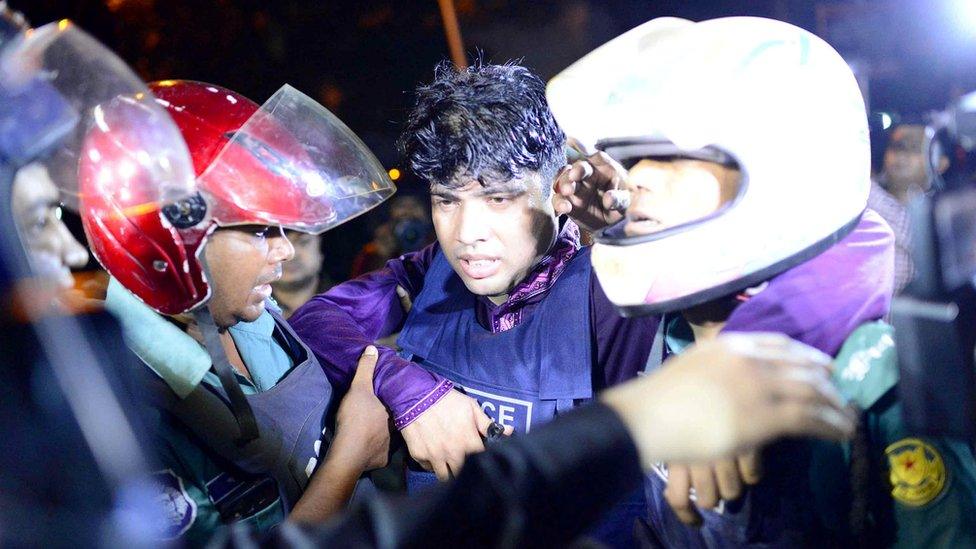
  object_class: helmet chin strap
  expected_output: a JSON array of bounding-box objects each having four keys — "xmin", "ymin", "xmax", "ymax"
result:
[{"xmin": 194, "ymin": 254, "xmax": 259, "ymax": 444}]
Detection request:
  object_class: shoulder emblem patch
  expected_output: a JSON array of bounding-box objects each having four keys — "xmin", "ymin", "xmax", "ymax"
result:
[
  {"xmin": 885, "ymin": 438, "xmax": 947, "ymax": 507},
  {"xmin": 149, "ymin": 469, "xmax": 198, "ymax": 538}
]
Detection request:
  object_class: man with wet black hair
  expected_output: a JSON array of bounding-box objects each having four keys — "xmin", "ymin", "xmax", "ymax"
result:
[{"xmin": 290, "ymin": 60, "xmax": 657, "ymax": 547}]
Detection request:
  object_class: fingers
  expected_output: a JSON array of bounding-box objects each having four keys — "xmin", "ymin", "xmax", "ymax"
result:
[
  {"xmin": 555, "ymin": 161, "xmax": 595, "ymax": 195},
  {"xmin": 466, "ymin": 404, "xmax": 489, "ymax": 452},
  {"xmin": 770, "ymin": 370, "xmax": 847, "ymax": 412},
  {"xmin": 431, "ymin": 459, "xmax": 451, "ymax": 482},
  {"xmin": 553, "ymin": 155, "xmax": 619, "ymax": 200},
  {"xmin": 352, "ymin": 345, "xmax": 378, "ymax": 389},
  {"xmin": 602, "ymin": 188, "xmax": 631, "ymax": 212},
  {"xmin": 777, "ymin": 401, "xmax": 858, "ymax": 442},
  {"xmin": 395, "ymin": 285, "xmax": 413, "ymax": 314},
  {"xmin": 713, "ymin": 458, "xmax": 744, "ymax": 501},
  {"xmin": 476, "ymin": 414, "xmax": 493, "ymax": 437},
  {"xmin": 552, "ymin": 164, "xmax": 584, "ymax": 217},
  {"xmin": 736, "ymin": 451, "xmax": 763, "ymax": 485},
  {"xmin": 759, "ymin": 358, "xmax": 855, "ymax": 442},
  {"xmin": 690, "ymin": 464, "xmax": 719, "ymax": 510},
  {"xmin": 446, "ymin": 400, "xmax": 490, "ymax": 477},
  {"xmin": 724, "ymin": 332, "xmax": 832, "ymax": 374},
  {"xmin": 664, "ymin": 465, "xmax": 702, "ymax": 526}
]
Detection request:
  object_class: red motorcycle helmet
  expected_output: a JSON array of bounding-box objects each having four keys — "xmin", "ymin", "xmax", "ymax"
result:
[{"xmin": 80, "ymin": 80, "xmax": 394, "ymax": 314}]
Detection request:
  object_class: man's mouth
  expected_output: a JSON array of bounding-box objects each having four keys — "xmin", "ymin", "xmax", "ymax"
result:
[
  {"xmin": 254, "ymin": 283, "xmax": 274, "ymax": 300},
  {"xmin": 256, "ymin": 266, "xmax": 283, "ymax": 286},
  {"xmin": 458, "ymin": 254, "xmax": 501, "ymax": 280},
  {"xmin": 625, "ymin": 212, "xmax": 663, "ymax": 236},
  {"xmin": 253, "ymin": 268, "xmax": 283, "ymax": 299}
]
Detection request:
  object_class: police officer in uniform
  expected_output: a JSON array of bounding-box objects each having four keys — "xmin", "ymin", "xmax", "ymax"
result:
[
  {"xmin": 548, "ymin": 16, "xmax": 976, "ymax": 546},
  {"xmin": 78, "ymin": 80, "xmax": 395, "ymax": 542}
]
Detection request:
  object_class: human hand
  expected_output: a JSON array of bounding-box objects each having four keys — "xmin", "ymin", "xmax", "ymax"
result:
[
  {"xmin": 290, "ymin": 347, "xmax": 391, "ymax": 524},
  {"xmin": 601, "ymin": 332, "xmax": 855, "ymax": 469},
  {"xmin": 551, "ymin": 151, "xmax": 630, "ymax": 232},
  {"xmin": 332, "ymin": 346, "xmax": 391, "ymax": 472},
  {"xmin": 663, "ymin": 451, "xmax": 761, "ymax": 525},
  {"xmin": 401, "ymin": 389, "xmax": 505, "ymax": 480}
]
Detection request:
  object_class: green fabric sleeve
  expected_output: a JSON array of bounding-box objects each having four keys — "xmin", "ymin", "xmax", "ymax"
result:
[
  {"xmin": 104, "ymin": 277, "xmax": 210, "ymax": 398},
  {"xmin": 832, "ymin": 321, "xmax": 898, "ymax": 409}
]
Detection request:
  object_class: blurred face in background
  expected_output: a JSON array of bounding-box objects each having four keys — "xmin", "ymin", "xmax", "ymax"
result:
[
  {"xmin": 12, "ymin": 163, "xmax": 89, "ymax": 289},
  {"xmin": 882, "ymin": 125, "xmax": 929, "ymax": 196},
  {"xmin": 277, "ymin": 231, "xmax": 323, "ymax": 289},
  {"xmin": 390, "ymin": 195, "xmax": 428, "ymax": 224}
]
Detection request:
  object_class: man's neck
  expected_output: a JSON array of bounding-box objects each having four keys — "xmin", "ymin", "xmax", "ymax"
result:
[
  {"xmin": 682, "ymin": 297, "xmax": 737, "ymax": 343},
  {"xmin": 688, "ymin": 321, "xmax": 725, "ymax": 343},
  {"xmin": 219, "ymin": 329, "xmax": 252, "ymax": 381},
  {"xmin": 487, "ymin": 293, "xmax": 508, "ymax": 306}
]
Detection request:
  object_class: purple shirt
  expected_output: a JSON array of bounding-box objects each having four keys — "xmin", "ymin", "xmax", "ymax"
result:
[
  {"xmin": 289, "ymin": 220, "xmax": 658, "ymax": 428},
  {"xmin": 723, "ymin": 209, "xmax": 895, "ymax": 355}
]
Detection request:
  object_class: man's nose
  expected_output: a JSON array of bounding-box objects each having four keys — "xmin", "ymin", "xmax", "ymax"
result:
[
  {"xmin": 456, "ymin": 201, "xmax": 491, "ymax": 244},
  {"xmin": 628, "ymin": 169, "xmax": 669, "ymax": 195},
  {"xmin": 57, "ymin": 221, "xmax": 90, "ymax": 268},
  {"xmin": 269, "ymin": 227, "xmax": 296, "ymax": 263}
]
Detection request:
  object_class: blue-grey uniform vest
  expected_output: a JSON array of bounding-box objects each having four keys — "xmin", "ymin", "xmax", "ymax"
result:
[
  {"xmin": 397, "ymin": 248, "xmax": 594, "ymax": 436},
  {"xmin": 398, "ymin": 248, "xmax": 646, "ymax": 548},
  {"xmin": 198, "ymin": 307, "xmax": 335, "ymax": 516}
]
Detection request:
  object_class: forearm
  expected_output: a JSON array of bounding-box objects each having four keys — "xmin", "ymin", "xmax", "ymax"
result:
[
  {"xmin": 288, "ymin": 444, "xmax": 365, "ymax": 524},
  {"xmin": 290, "ymin": 245, "xmax": 435, "ymax": 355},
  {"xmin": 289, "ymin": 245, "xmax": 452, "ymax": 423}
]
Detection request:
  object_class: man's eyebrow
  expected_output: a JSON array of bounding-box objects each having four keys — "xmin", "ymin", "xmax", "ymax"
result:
[
  {"xmin": 474, "ymin": 182, "xmax": 527, "ymax": 196},
  {"xmin": 429, "ymin": 187, "xmax": 460, "ymax": 199}
]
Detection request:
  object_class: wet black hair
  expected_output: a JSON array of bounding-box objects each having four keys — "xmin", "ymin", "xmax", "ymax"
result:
[{"xmin": 398, "ymin": 60, "xmax": 566, "ymax": 195}]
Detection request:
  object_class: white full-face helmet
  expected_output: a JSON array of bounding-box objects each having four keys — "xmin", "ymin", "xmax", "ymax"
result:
[{"xmin": 547, "ymin": 16, "xmax": 870, "ymax": 315}]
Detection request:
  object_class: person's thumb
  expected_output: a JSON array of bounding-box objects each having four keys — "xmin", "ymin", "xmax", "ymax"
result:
[{"xmin": 353, "ymin": 345, "xmax": 378, "ymax": 389}]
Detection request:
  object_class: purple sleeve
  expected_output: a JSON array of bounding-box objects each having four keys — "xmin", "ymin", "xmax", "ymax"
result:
[
  {"xmin": 589, "ymin": 273, "xmax": 661, "ymax": 389},
  {"xmin": 289, "ymin": 243, "xmax": 454, "ymax": 428}
]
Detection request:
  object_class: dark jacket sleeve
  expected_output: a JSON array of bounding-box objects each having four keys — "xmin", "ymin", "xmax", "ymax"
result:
[{"xmin": 256, "ymin": 402, "xmax": 643, "ymax": 548}]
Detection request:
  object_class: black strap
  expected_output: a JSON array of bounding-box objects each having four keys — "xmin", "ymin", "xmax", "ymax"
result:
[{"xmin": 194, "ymin": 307, "xmax": 259, "ymax": 444}]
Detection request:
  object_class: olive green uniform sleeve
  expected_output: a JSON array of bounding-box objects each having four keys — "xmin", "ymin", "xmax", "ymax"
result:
[
  {"xmin": 834, "ymin": 321, "xmax": 976, "ymax": 547},
  {"xmin": 873, "ymin": 402, "xmax": 976, "ymax": 547}
]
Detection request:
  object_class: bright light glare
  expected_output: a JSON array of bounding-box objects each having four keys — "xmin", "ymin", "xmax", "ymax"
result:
[
  {"xmin": 951, "ymin": 0, "xmax": 976, "ymax": 36},
  {"xmin": 881, "ymin": 112, "xmax": 892, "ymax": 130},
  {"xmin": 302, "ymin": 171, "xmax": 328, "ymax": 197}
]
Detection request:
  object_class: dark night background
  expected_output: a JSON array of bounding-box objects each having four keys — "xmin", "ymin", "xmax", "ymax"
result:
[{"xmin": 13, "ymin": 0, "xmax": 976, "ymax": 280}]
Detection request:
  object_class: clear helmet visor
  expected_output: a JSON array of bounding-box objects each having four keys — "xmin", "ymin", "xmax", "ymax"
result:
[
  {"xmin": 199, "ymin": 84, "xmax": 396, "ymax": 233},
  {"xmin": 0, "ymin": 21, "xmax": 196, "ymax": 211}
]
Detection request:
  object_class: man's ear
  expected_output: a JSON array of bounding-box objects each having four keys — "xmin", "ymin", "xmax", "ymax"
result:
[{"xmin": 937, "ymin": 155, "xmax": 950, "ymax": 175}]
